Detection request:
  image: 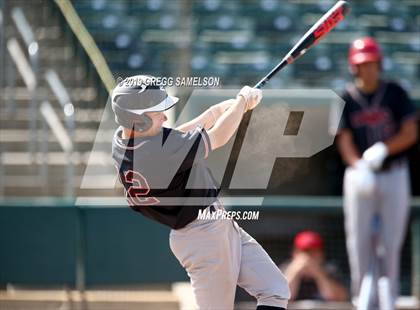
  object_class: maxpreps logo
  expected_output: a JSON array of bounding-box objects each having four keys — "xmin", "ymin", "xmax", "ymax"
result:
[
  {"xmin": 197, "ymin": 209, "xmax": 260, "ymax": 221},
  {"xmin": 77, "ymin": 89, "xmax": 345, "ymax": 207}
]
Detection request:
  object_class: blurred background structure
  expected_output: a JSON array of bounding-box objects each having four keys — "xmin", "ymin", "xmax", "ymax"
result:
[{"xmin": 0, "ymin": 0, "xmax": 419, "ymax": 309}]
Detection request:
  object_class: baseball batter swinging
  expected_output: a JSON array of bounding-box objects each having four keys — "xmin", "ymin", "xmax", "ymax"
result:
[
  {"xmin": 111, "ymin": 75, "xmax": 290, "ymax": 310},
  {"xmin": 337, "ymin": 37, "xmax": 418, "ymax": 306}
]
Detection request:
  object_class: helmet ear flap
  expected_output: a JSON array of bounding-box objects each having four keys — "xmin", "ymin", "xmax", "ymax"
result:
[
  {"xmin": 112, "ymin": 102, "xmax": 153, "ymax": 132},
  {"xmin": 134, "ymin": 114, "xmax": 153, "ymax": 132}
]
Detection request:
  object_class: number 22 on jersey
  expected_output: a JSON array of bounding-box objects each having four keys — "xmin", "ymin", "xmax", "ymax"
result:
[{"xmin": 120, "ymin": 170, "xmax": 160, "ymax": 206}]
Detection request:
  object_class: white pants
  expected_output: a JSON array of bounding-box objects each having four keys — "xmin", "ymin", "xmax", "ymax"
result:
[
  {"xmin": 169, "ymin": 205, "xmax": 290, "ymax": 310},
  {"xmin": 343, "ymin": 162, "xmax": 410, "ymax": 300}
]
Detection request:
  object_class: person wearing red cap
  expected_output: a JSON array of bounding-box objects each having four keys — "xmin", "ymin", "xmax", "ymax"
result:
[
  {"xmin": 337, "ymin": 37, "xmax": 418, "ymax": 306},
  {"xmin": 282, "ymin": 231, "xmax": 348, "ymax": 301}
]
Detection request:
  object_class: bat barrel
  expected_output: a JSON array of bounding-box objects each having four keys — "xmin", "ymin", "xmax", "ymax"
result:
[{"xmin": 253, "ymin": 1, "xmax": 350, "ymax": 89}]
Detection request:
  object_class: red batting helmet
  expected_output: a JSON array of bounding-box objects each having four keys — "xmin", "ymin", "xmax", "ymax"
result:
[
  {"xmin": 348, "ymin": 37, "xmax": 382, "ymax": 70},
  {"xmin": 294, "ymin": 231, "xmax": 324, "ymax": 251}
]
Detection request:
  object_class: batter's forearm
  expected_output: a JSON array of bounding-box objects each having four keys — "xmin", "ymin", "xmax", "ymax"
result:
[
  {"xmin": 207, "ymin": 97, "xmax": 247, "ymax": 149},
  {"xmin": 207, "ymin": 99, "xmax": 236, "ymax": 128},
  {"xmin": 176, "ymin": 99, "xmax": 236, "ymax": 132}
]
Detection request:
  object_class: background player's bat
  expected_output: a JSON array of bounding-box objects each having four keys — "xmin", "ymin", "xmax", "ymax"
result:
[
  {"xmin": 255, "ymin": 0, "xmax": 350, "ymax": 89},
  {"xmin": 358, "ymin": 214, "xmax": 394, "ymax": 310}
]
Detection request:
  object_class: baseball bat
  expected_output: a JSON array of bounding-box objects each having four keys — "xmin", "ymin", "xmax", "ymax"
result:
[
  {"xmin": 221, "ymin": 1, "xmax": 350, "ymax": 189},
  {"xmin": 358, "ymin": 270, "xmax": 374, "ymax": 310},
  {"xmin": 255, "ymin": 0, "xmax": 350, "ymax": 89},
  {"xmin": 358, "ymin": 214, "xmax": 394, "ymax": 310},
  {"xmin": 377, "ymin": 218, "xmax": 394, "ymax": 310},
  {"xmin": 358, "ymin": 214, "xmax": 379, "ymax": 310},
  {"xmin": 378, "ymin": 276, "xmax": 394, "ymax": 310},
  {"xmin": 359, "ymin": 214, "xmax": 381, "ymax": 310}
]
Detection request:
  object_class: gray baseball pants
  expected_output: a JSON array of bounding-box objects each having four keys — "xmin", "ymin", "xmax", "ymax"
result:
[
  {"xmin": 343, "ymin": 162, "xmax": 410, "ymax": 300},
  {"xmin": 169, "ymin": 203, "xmax": 290, "ymax": 309}
]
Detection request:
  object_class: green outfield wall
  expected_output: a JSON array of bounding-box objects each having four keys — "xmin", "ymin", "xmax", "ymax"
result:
[{"xmin": 0, "ymin": 197, "xmax": 419, "ymax": 297}]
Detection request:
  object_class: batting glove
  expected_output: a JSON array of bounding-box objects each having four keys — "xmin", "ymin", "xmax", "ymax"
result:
[
  {"xmin": 362, "ymin": 142, "xmax": 388, "ymax": 171},
  {"xmin": 353, "ymin": 160, "xmax": 376, "ymax": 197},
  {"xmin": 236, "ymin": 86, "xmax": 262, "ymax": 112}
]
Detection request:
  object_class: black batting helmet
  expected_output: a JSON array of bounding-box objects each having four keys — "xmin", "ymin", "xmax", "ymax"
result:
[{"xmin": 111, "ymin": 75, "xmax": 179, "ymax": 131}]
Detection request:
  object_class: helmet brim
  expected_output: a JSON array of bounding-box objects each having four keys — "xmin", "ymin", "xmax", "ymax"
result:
[
  {"xmin": 350, "ymin": 53, "xmax": 381, "ymax": 65},
  {"xmin": 123, "ymin": 95, "xmax": 179, "ymax": 115}
]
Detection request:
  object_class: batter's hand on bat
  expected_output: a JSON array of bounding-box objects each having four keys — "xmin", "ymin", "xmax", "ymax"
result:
[{"xmin": 236, "ymin": 86, "xmax": 262, "ymax": 112}]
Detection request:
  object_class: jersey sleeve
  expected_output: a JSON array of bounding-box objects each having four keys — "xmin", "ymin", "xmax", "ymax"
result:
[
  {"xmin": 182, "ymin": 126, "xmax": 211, "ymax": 160},
  {"xmin": 164, "ymin": 127, "xmax": 212, "ymax": 173}
]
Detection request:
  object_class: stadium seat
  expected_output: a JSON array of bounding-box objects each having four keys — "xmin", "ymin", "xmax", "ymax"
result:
[{"xmin": 193, "ymin": 0, "xmax": 239, "ymax": 15}]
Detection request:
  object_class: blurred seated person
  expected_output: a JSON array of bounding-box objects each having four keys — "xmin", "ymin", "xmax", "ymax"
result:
[{"xmin": 281, "ymin": 231, "xmax": 348, "ymax": 301}]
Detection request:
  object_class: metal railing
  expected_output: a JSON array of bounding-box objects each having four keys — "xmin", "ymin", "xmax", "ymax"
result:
[
  {"xmin": 6, "ymin": 7, "xmax": 75, "ymax": 198},
  {"xmin": 11, "ymin": 7, "xmax": 39, "ymax": 157},
  {"xmin": 39, "ymin": 100, "xmax": 74, "ymax": 198},
  {"xmin": 0, "ymin": 0, "xmax": 5, "ymax": 197},
  {"xmin": 54, "ymin": 0, "xmax": 115, "ymax": 93},
  {"xmin": 45, "ymin": 69, "xmax": 75, "ymax": 198}
]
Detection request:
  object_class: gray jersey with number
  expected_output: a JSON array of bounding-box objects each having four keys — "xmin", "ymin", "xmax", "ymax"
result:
[{"xmin": 112, "ymin": 126, "xmax": 219, "ymax": 229}]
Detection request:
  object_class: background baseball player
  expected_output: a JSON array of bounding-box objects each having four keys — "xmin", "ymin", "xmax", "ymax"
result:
[
  {"xmin": 282, "ymin": 231, "xmax": 348, "ymax": 302},
  {"xmin": 336, "ymin": 37, "xmax": 418, "ymax": 307},
  {"xmin": 111, "ymin": 75, "xmax": 290, "ymax": 310}
]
